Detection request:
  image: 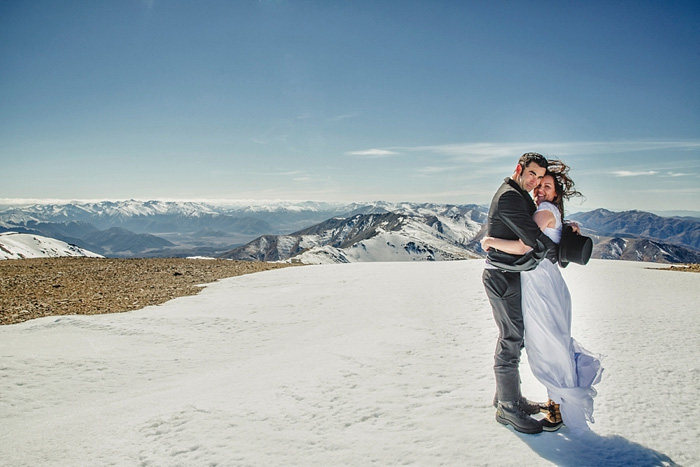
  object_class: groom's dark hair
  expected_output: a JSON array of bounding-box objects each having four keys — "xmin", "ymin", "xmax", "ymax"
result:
[{"xmin": 518, "ymin": 152, "xmax": 548, "ymax": 171}]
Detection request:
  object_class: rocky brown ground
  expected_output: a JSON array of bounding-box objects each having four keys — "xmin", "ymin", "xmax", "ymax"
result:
[
  {"xmin": 0, "ymin": 257, "xmax": 296, "ymax": 325},
  {"xmin": 667, "ymin": 263, "xmax": 700, "ymax": 273}
]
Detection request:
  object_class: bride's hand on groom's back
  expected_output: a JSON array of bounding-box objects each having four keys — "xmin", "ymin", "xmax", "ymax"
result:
[{"xmin": 565, "ymin": 221, "xmax": 581, "ymax": 235}]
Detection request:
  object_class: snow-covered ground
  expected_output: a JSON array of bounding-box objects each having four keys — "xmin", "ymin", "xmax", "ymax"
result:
[
  {"xmin": 0, "ymin": 260, "xmax": 696, "ymax": 466},
  {"xmin": 0, "ymin": 232, "xmax": 103, "ymax": 260}
]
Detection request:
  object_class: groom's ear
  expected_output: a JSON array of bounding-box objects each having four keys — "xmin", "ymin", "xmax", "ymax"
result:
[{"xmin": 514, "ymin": 163, "xmax": 523, "ymax": 176}]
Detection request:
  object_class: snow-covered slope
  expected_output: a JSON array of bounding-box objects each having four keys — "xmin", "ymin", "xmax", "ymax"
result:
[
  {"xmin": 222, "ymin": 204, "xmax": 487, "ymax": 264},
  {"xmin": 0, "ymin": 260, "xmax": 696, "ymax": 466},
  {"xmin": 296, "ymin": 214, "xmax": 481, "ymax": 264},
  {"xmin": 0, "ymin": 232, "xmax": 103, "ymax": 260}
]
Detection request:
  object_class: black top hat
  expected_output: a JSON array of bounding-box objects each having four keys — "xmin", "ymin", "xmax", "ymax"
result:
[{"xmin": 558, "ymin": 224, "xmax": 593, "ymax": 268}]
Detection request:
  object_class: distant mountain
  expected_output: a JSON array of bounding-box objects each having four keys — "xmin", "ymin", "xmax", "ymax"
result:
[
  {"xmin": 224, "ymin": 203, "xmax": 700, "ymax": 265},
  {"xmin": 593, "ymin": 237, "xmax": 700, "ymax": 263},
  {"xmin": 211, "ymin": 200, "xmax": 358, "ymax": 233},
  {"xmin": 651, "ymin": 210, "xmax": 700, "ymax": 219},
  {"xmin": 569, "ymin": 209, "xmax": 700, "ymax": 250},
  {"xmin": 221, "ymin": 204, "xmax": 487, "ymax": 263},
  {"xmin": 0, "ymin": 200, "xmax": 274, "ymax": 235},
  {"xmin": 0, "ymin": 200, "xmax": 351, "ymax": 257},
  {"xmin": 0, "ymin": 232, "xmax": 103, "ymax": 260},
  {"xmin": 2, "ymin": 200, "xmax": 699, "ymax": 264},
  {"xmin": 0, "ymin": 200, "xmax": 353, "ymax": 256},
  {"xmin": 0, "ymin": 199, "xmax": 350, "ymax": 231},
  {"xmin": 82, "ymin": 227, "xmax": 175, "ymax": 257}
]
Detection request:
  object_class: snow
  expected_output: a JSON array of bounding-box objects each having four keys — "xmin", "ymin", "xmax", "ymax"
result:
[
  {"xmin": 0, "ymin": 260, "xmax": 696, "ymax": 466},
  {"xmin": 0, "ymin": 232, "xmax": 103, "ymax": 260},
  {"xmin": 294, "ymin": 214, "xmax": 482, "ymax": 264}
]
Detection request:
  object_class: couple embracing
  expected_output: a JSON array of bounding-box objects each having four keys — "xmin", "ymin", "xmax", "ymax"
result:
[{"xmin": 481, "ymin": 152, "xmax": 603, "ymax": 435}]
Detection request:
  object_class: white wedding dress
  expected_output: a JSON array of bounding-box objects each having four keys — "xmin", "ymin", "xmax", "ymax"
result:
[{"xmin": 521, "ymin": 202, "xmax": 603, "ymax": 434}]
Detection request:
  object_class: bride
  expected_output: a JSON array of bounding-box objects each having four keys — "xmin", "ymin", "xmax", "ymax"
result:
[{"xmin": 481, "ymin": 160, "xmax": 603, "ymax": 434}]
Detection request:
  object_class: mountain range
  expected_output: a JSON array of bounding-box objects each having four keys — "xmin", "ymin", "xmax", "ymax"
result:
[
  {"xmin": 1, "ymin": 200, "xmax": 699, "ymax": 264},
  {"xmin": 567, "ymin": 210, "xmax": 700, "ymax": 263},
  {"xmin": 569, "ymin": 209, "xmax": 700, "ymax": 250},
  {"xmin": 0, "ymin": 200, "xmax": 348, "ymax": 258},
  {"xmin": 221, "ymin": 204, "xmax": 486, "ymax": 263}
]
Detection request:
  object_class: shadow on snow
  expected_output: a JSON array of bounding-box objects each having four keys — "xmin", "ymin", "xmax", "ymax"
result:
[{"xmin": 514, "ymin": 427, "xmax": 679, "ymax": 467}]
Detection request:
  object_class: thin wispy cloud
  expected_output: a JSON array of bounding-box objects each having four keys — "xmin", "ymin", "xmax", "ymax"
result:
[
  {"xmin": 408, "ymin": 143, "xmax": 523, "ymax": 162},
  {"xmin": 612, "ymin": 170, "xmax": 659, "ymax": 177},
  {"xmin": 663, "ymin": 172, "xmax": 696, "ymax": 177},
  {"xmin": 345, "ymin": 149, "xmax": 399, "ymax": 158},
  {"xmin": 328, "ymin": 112, "xmax": 360, "ymax": 122},
  {"xmin": 398, "ymin": 140, "xmax": 700, "ymax": 163}
]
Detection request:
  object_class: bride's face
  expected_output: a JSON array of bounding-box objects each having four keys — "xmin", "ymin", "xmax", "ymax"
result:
[{"xmin": 534, "ymin": 175, "xmax": 556, "ymax": 205}]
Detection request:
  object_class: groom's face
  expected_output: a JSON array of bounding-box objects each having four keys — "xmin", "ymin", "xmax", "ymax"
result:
[{"xmin": 515, "ymin": 162, "xmax": 547, "ymax": 193}]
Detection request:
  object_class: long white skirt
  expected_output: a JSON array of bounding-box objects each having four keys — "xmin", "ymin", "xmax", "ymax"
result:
[{"xmin": 521, "ymin": 259, "xmax": 603, "ymax": 434}]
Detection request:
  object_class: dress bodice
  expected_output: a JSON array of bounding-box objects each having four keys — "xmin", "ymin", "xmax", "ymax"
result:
[{"xmin": 537, "ymin": 202, "xmax": 562, "ymax": 244}]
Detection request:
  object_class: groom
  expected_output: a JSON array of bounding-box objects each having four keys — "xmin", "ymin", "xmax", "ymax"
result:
[{"xmin": 482, "ymin": 152, "xmax": 558, "ymax": 434}]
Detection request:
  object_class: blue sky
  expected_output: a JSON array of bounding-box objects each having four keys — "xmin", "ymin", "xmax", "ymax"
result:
[{"xmin": 1, "ymin": 1, "xmax": 699, "ymax": 213}]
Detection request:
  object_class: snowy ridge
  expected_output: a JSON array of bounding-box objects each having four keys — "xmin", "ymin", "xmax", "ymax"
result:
[
  {"xmin": 221, "ymin": 205, "xmax": 486, "ymax": 264},
  {"xmin": 0, "ymin": 232, "xmax": 103, "ymax": 260},
  {"xmin": 297, "ymin": 211, "xmax": 483, "ymax": 264}
]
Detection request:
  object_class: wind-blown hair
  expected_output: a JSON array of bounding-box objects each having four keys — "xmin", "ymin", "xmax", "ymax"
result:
[{"xmin": 546, "ymin": 159, "xmax": 584, "ymax": 219}]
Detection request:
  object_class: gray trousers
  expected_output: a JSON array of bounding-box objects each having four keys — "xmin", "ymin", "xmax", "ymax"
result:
[{"xmin": 482, "ymin": 268, "xmax": 525, "ymax": 403}]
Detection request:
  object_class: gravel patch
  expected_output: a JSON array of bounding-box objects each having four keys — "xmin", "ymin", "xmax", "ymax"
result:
[{"xmin": 0, "ymin": 257, "xmax": 296, "ymax": 325}]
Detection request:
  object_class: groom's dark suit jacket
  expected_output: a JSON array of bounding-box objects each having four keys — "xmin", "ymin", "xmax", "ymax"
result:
[{"xmin": 485, "ymin": 178, "xmax": 558, "ymax": 271}]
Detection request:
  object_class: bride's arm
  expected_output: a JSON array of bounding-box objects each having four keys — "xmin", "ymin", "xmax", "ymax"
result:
[
  {"xmin": 533, "ymin": 209, "xmax": 556, "ymax": 231},
  {"xmin": 481, "ymin": 236, "xmax": 531, "ymax": 254}
]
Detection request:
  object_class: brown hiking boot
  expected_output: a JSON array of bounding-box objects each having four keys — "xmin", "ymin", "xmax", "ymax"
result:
[{"xmin": 540, "ymin": 399, "xmax": 564, "ymax": 432}]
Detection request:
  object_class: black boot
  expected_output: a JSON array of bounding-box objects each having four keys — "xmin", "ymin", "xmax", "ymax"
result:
[
  {"xmin": 493, "ymin": 393, "xmax": 543, "ymax": 415},
  {"xmin": 495, "ymin": 401, "xmax": 544, "ymax": 434},
  {"xmin": 518, "ymin": 396, "xmax": 545, "ymax": 415}
]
